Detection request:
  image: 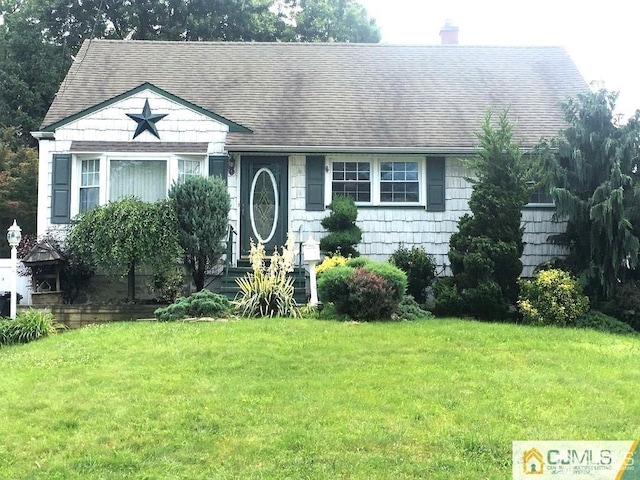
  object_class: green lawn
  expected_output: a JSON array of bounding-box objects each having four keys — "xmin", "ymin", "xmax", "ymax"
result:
[{"xmin": 1, "ymin": 318, "xmax": 638, "ymax": 479}]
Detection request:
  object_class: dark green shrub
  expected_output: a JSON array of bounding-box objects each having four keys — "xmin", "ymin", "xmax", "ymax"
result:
[
  {"xmin": 346, "ymin": 268, "xmax": 397, "ymax": 320},
  {"xmin": 317, "ymin": 265, "xmax": 353, "ymax": 314},
  {"xmin": 576, "ymin": 311, "xmax": 637, "ymax": 335},
  {"xmin": 463, "ymin": 280, "xmax": 509, "ymax": 321},
  {"xmin": 598, "ymin": 281, "xmax": 640, "ymax": 331},
  {"xmin": 397, "ymin": 295, "xmax": 434, "ymax": 320},
  {"xmin": 0, "ymin": 309, "xmax": 62, "ymax": 346},
  {"xmin": 517, "ymin": 269, "xmax": 589, "ymax": 327},
  {"xmin": 154, "ymin": 290, "xmax": 231, "ymax": 321},
  {"xmin": 432, "ymin": 277, "xmax": 464, "ymax": 317},
  {"xmin": 320, "ymin": 196, "xmax": 362, "ymax": 257},
  {"xmin": 188, "ymin": 290, "xmax": 231, "ymax": 317},
  {"xmin": 389, "ymin": 245, "xmax": 436, "ymax": 304},
  {"xmin": 444, "ymin": 112, "xmax": 530, "ymax": 320},
  {"xmin": 169, "ymin": 175, "xmax": 231, "ymax": 291},
  {"xmin": 155, "ymin": 302, "xmax": 188, "ymax": 322}
]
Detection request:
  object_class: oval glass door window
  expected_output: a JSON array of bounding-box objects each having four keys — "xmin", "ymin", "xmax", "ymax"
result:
[{"xmin": 249, "ymin": 168, "xmax": 279, "ymax": 243}]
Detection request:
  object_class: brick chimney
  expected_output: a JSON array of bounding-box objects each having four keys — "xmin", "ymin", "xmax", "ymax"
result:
[{"xmin": 439, "ymin": 20, "xmax": 459, "ymax": 45}]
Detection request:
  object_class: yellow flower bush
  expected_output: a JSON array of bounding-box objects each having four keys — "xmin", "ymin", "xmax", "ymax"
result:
[
  {"xmin": 315, "ymin": 254, "xmax": 348, "ymax": 276},
  {"xmin": 517, "ymin": 269, "xmax": 589, "ymax": 326}
]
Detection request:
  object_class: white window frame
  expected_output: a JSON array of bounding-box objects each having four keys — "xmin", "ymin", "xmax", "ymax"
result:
[
  {"xmin": 71, "ymin": 153, "xmax": 206, "ymax": 218},
  {"xmin": 525, "ymin": 180, "xmax": 555, "ymax": 207},
  {"xmin": 325, "ymin": 155, "xmax": 426, "ymax": 207}
]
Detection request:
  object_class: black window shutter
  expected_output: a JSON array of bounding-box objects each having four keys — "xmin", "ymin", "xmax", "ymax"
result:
[
  {"xmin": 209, "ymin": 155, "xmax": 228, "ymax": 183},
  {"xmin": 426, "ymin": 156, "xmax": 446, "ymax": 211},
  {"xmin": 306, "ymin": 155, "xmax": 325, "ymax": 211},
  {"xmin": 51, "ymin": 153, "xmax": 72, "ymax": 224}
]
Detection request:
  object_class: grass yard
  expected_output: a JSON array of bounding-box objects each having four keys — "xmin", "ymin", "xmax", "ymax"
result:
[{"xmin": 0, "ymin": 318, "xmax": 639, "ymax": 479}]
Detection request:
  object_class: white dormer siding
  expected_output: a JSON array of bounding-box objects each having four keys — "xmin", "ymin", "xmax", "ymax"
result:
[{"xmin": 38, "ymin": 89, "xmax": 230, "ymax": 236}]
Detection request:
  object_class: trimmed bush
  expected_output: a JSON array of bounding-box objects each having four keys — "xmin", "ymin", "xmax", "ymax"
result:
[
  {"xmin": 362, "ymin": 261, "xmax": 407, "ymax": 302},
  {"xmin": 320, "ymin": 196, "xmax": 362, "ymax": 257},
  {"xmin": 390, "ymin": 245, "xmax": 437, "ymax": 304},
  {"xmin": 317, "ymin": 259, "xmax": 407, "ymax": 320},
  {"xmin": 576, "ymin": 310, "xmax": 637, "ymax": 335},
  {"xmin": 517, "ymin": 269, "xmax": 589, "ymax": 327},
  {"xmin": 154, "ymin": 290, "xmax": 231, "ymax": 321},
  {"xmin": 347, "ymin": 268, "xmax": 397, "ymax": 320},
  {"xmin": 0, "ymin": 309, "xmax": 62, "ymax": 346},
  {"xmin": 316, "ymin": 265, "xmax": 353, "ymax": 314}
]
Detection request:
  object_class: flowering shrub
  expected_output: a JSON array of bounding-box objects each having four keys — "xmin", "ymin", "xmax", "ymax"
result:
[
  {"xmin": 235, "ymin": 232, "xmax": 300, "ymax": 318},
  {"xmin": 517, "ymin": 269, "xmax": 589, "ymax": 326},
  {"xmin": 315, "ymin": 254, "xmax": 348, "ymax": 276}
]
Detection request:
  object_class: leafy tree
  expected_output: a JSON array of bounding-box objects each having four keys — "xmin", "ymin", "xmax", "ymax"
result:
[
  {"xmin": 286, "ymin": 0, "xmax": 380, "ymax": 42},
  {"xmin": 68, "ymin": 197, "xmax": 182, "ymax": 302},
  {"xmin": 0, "ymin": 13, "xmax": 69, "ymax": 146},
  {"xmin": 536, "ymin": 89, "xmax": 640, "ymax": 300},
  {"xmin": 168, "ymin": 176, "xmax": 231, "ymax": 291},
  {"xmin": 444, "ymin": 110, "xmax": 531, "ymax": 319},
  {"xmin": 0, "ymin": 128, "xmax": 37, "ymax": 256}
]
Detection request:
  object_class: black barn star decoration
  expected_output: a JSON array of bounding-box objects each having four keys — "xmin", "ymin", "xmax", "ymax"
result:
[{"xmin": 126, "ymin": 99, "xmax": 168, "ymax": 139}]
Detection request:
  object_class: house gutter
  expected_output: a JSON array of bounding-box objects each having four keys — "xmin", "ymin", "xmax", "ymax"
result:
[{"xmin": 227, "ymin": 145, "xmax": 484, "ymax": 155}]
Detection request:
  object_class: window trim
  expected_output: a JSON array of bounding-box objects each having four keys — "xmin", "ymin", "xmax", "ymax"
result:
[
  {"xmin": 525, "ymin": 180, "xmax": 555, "ymax": 208},
  {"xmin": 326, "ymin": 155, "xmax": 426, "ymax": 207}
]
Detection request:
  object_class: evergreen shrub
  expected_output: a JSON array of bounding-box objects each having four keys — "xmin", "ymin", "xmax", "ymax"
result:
[
  {"xmin": 320, "ymin": 196, "xmax": 362, "ymax": 257},
  {"xmin": 154, "ymin": 290, "xmax": 231, "ymax": 321},
  {"xmin": 389, "ymin": 245, "xmax": 436, "ymax": 304},
  {"xmin": 576, "ymin": 310, "xmax": 637, "ymax": 335},
  {"xmin": 397, "ymin": 295, "xmax": 434, "ymax": 320}
]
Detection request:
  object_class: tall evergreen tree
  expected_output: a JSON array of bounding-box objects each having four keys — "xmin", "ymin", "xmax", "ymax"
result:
[
  {"xmin": 168, "ymin": 176, "xmax": 231, "ymax": 292},
  {"xmin": 536, "ymin": 89, "xmax": 640, "ymax": 300},
  {"xmin": 445, "ymin": 111, "xmax": 530, "ymax": 319}
]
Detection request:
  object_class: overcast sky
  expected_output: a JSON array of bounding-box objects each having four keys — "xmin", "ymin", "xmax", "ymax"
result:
[{"xmin": 358, "ymin": 0, "xmax": 639, "ymax": 120}]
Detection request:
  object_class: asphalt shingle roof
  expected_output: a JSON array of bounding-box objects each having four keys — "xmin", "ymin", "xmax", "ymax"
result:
[{"xmin": 43, "ymin": 40, "xmax": 588, "ymax": 150}]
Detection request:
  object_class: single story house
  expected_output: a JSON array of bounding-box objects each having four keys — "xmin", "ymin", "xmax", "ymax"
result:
[{"xmin": 33, "ymin": 38, "xmax": 587, "ymax": 280}]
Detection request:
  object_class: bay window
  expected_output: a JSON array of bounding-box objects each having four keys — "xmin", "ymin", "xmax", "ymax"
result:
[{"xmin": 74, "ymin": 154, "xmax": 205, "ymax": 217}]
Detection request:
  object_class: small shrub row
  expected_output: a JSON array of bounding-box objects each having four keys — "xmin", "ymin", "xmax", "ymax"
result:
[
  {"xmin": 0, "ymin": 309, "xmax": 62, "ymax": 346},
  {"xmin": 154, "ymin": 290, "xmax": 231, "ymax": 321}
]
